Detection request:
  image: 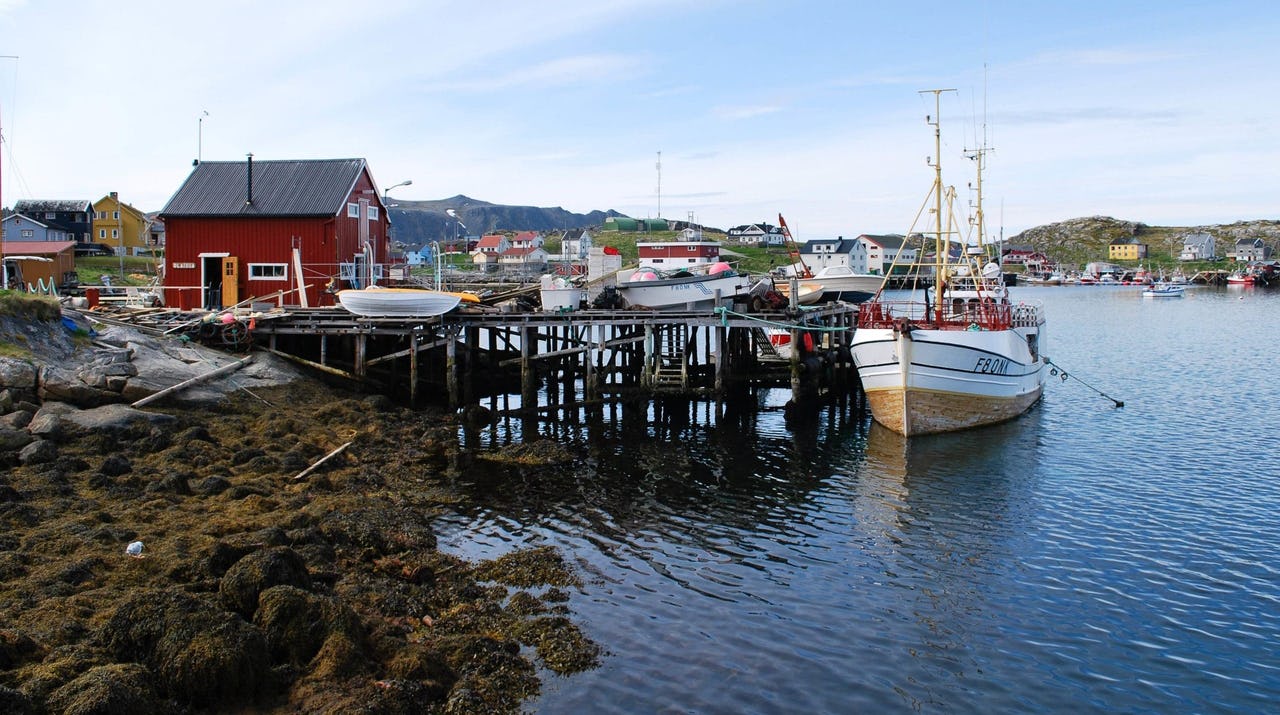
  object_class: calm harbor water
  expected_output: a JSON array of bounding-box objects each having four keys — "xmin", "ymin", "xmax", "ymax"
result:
[{"xmin": 436, "ymin": 285, "xmax": 1280, "ymax": 714}]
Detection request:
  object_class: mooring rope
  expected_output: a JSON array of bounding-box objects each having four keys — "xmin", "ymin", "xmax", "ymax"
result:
[
  {"xmin": 714, "ymin": 306, "xmax": 850, "ymax": 332},
  {"xmin": 1044, "ymin": 356, "xmax": 1124, "ymax": 408}
]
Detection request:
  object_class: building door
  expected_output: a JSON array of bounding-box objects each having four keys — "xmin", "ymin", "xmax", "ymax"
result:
[
  {"xmin": 221, "ymin": 256, "xmax": 239, "ymax": 307},
  {"xmin": 201, "ymin": 255, "xmax": 223, "ymax": 310}
]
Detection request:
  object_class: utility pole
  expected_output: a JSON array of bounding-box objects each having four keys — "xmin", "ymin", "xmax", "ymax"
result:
[
  {"xmin": 0, "ymin": 55, "xmax": 18, "ymax": 211},
  {"xmin": 655, "ymin": 150, "xmax": 662, "ymax": 219}
]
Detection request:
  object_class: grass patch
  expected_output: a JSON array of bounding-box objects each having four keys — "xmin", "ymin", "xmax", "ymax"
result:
[{"xmin": 0, "ymin": 290, "xmax": 62, "ymax": 321}]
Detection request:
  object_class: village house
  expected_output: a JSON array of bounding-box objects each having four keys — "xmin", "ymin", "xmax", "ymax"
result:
[
  {"xmin": 1108, "ymin": 238, "xmax": 1147, "ymax": 261},
  {"xmin": 92, "ymin": 192, "xmax": 152, "ymax": 256},
  {"xmin": 498, "ymin": 245, "xmax": 548, "ymax": 273},
  {"xmin": 1179, "ymin": 232, "xmax": 1215, "ymax": 261},
  {"xmin": 1233, "ymin": 237, "xmax": 1272, "ymax": 263},
  {"xmin": 858, "ymin": 235, "xmax": 913, "ymax": 275},
  {"xmin": 2, "ymin": 213, "xmax": 69, "ymax": 242},
  {"xmin": 999, "ymin": 244, "xmax": 1037, "ymax": 265},
  {"xmin": 636, "ymin": 239, "xmax": 724, "ymax": 270},
  {"xmin": 159, "ymin": 157, "xmax": 392, "ymax": 310},
  {"xmin": 12, "ymin": 200, "xmax": 93, "ymax": 244},
  {"xmin": 727, "ymin": 223, "xmax": 785, "ymax": 247},
  {"xmin": 509, "ymin": 230, "xmax": 543, "ymax": 250},
  {"xmin": 472, "ymin": 234, "xmax": 509, "ymax": 272},
  {"xmin": 557, "ymin": 228, "xmax": 593, "ymax": 260}
]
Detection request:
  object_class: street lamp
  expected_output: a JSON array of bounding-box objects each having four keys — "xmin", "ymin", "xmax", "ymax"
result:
[{"xmin": 383, "ymin": 179, "xmax": 412, "ymax": 204}]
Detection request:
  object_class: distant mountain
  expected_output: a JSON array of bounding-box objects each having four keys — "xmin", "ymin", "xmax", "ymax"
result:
[
  {"xmin": 1007, "ymin": 216, "xmax": 1280, "ymax": 265},
  {"xmin": 387, "ymin": 194, "xmax": 623, "ymax": 246}
]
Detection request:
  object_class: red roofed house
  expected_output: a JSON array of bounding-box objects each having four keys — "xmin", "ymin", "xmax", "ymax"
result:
[
  {"xmin": 499, "ymin": 245, "xmax": 548, "ymax": 273},
  {"xmin": 472, "ymin": 234, "xmax": 509, "ymax": 270},
  {"xmin": 159, "ymin": 157, "xmax": 392, "ymax": 310},
  {"xmin": 509, "ymin": 230, "xmax": 543, "ymax": 249},
  {"xmin": 636, "ymin": 239, "xmax": 723, "ymax": 270}
]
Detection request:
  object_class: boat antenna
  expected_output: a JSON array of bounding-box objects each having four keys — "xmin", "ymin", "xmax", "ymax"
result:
[{"xmin": 920, "ymin": 88, "xmax": 956, "ymax": 319}]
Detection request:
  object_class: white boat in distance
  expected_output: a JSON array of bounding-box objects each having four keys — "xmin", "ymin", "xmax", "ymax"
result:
[
  {"xmin": 336, "ymin": 286, "xmax": 472, "ymax": 317},
  {"xmin": 1142, "ymin": 283, "xmax": 1185, "ymax": 297},
  {"xmin": 851, "ymin": 90, "xmax": 1047, "ymax": 436},
  {"xmin": 615, "ymin": 263, "xmax": 751, "ymax": 310}
]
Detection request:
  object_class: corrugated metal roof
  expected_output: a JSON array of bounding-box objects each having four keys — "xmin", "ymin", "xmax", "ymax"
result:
[{"xmin": 160, "ymin": 158, "xmax": 367, "ymax": 217}]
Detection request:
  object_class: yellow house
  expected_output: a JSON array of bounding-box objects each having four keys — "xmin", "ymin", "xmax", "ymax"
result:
[
  {"xmin": 92, "ymin": 192, "xmax": 152, "ymax": 255},
  {"xmin": 1108, "ymin": 240, "xmax": 1147, "ymax": 261}
]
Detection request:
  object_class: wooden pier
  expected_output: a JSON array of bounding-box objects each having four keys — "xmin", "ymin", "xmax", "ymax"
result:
[{"xmin": 248, "ymin": 302, "xmax": 861, "ymax": 413}]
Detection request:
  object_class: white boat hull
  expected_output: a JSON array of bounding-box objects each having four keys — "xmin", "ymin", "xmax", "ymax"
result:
[
  {"xmin": 616, "ymin": 270, "xmax": 751, "ymax": 310},
  {"xmin": 336, "ymin": 287, "xmax": 462, "ymax": 317},
  {"xmin": 852, "ymin": 324, "xmax": 1046, "ymax": 436}
]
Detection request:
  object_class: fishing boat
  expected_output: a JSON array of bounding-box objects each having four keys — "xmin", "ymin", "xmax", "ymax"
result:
[
  {"xmin": 336, "ymin": 286, "xmax": 473, "ymax": 317},
  {"xmin": 614, "ymin": 262, "xmax": 751, "ymax": 310},
  {"xmin": 1142, "ymin": 283, "xmax": 1185, "ymax": 297},
  {"xmin": 771, "ymin": 279, "xmax": 826, "ymax": 305},
  {"xmin": 774, "ymin": 214, "xmax": 881, "ymax": 303},
  {"xmin": 850, "ymin": 90, "xmax": 1047, "ymax": 436}
]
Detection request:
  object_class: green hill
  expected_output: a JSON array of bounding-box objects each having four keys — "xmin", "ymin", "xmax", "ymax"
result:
[{"xmin": 1008, "ymin": 216, "xmax": 1280, "ymax": 268}]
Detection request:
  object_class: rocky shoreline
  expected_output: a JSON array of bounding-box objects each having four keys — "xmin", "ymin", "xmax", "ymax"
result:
[{"xmin": 0, "ymin": 306, "xmax": 599, "ymax": 713}]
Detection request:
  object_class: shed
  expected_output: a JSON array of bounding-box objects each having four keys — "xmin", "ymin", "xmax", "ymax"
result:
[{"xmin": 159, "ymin": 157, "xmax": 391, "ymax": 310}]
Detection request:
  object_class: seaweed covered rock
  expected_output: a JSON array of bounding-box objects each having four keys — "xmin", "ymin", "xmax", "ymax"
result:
[
  {"xmin": 219, "ymin": 546, "xmax": 312, "ymax": 617},
  {"xmin": 45, "ymin": 663, "xmax": 163, "ymax": 715},
  {"xmin": 253, "ymin": 585, "xmax": 363, "ymax": 668},
  {"xmin": 97, "ymin": 589, "xmax": 272, "ymax": 709},
  {"xmin": 0, "ymin": 685, "xmax": 34, "ymax": 715}
]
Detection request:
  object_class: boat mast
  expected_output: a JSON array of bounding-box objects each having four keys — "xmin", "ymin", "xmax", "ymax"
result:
[{"xmin": 921, "ymin": 89, "xmax": 955, "ymax": 319}]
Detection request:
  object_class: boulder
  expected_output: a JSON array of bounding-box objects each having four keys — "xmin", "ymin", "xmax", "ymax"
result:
[
  {"xmin": 46, "ymin": 663, "xmax": 162, "ymax": 715},
  {"xmin": 0, "ymin": 410, "xmax": 33, "ymax": 430},
  {"xmin": 0, "ymin": 358, "xmax": 37, "ymax": 391},
  {"xmin": 219, "ymin": 547, "xmax": 312, "ymax": 617},
  {"xmin": 58, "ymin": 404, "xmax": 175, "ymax": 432},
  {"xmin": 0, "ymin": 428, "xmax": 34, "ymax": 452},
  {"xmin": 98, "ymin": 589, "xmax": 272, "ymax": 709},
  {"xmin": 18, "ymin": 439, "xmax": 56, "ymax": 465}
]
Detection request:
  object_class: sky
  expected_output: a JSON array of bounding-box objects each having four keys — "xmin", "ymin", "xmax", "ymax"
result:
[{"xmin": 0, "ymin": 0, "xmax": 1276, "ymax": 240}]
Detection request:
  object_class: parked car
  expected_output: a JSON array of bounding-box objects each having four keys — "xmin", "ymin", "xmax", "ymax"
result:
[{"xmin": 75, "ymin": 243, "xmax": 113, "ymax": 256}]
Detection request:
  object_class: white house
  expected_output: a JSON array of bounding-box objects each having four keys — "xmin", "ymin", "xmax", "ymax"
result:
[
  {"xmin": 858, "ymin": 234, "xmax": 915, "ymax": 275},
  {"xmin": 559, "ymin": 228, "xmax": 593, "ymax": 259},
  {"xmin": 1179, "ymin": 232, "xmax": 1216, "ymax": 262},
  {"xmin": 499, "ymin": 245, "xmax": 548, "ymax": 272}
]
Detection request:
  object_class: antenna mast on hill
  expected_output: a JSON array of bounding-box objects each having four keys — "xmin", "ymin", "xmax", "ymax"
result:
[{"xmin": 655, "ymin": 150, "xmax": 662, "ymax": 218}]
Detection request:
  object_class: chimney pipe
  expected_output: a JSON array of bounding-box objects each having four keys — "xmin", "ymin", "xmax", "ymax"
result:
[{"xmin": 245, "ymin": 152, "xmax": 254, "ymax": 206}]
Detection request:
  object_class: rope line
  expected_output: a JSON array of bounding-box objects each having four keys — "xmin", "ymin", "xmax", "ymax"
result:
[
  {"xmin": 714, "ymin": 306, "xmax": 851, "ymax": 332},
  {"xmin": 1045, "ymin": 356, "xmax": 1124, "ymax": 408}
]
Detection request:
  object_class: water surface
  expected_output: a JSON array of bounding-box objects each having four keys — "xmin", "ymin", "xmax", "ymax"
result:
[{"xmin": 437, "ymin": 284, "xmax": 1280, "ymax": 713}]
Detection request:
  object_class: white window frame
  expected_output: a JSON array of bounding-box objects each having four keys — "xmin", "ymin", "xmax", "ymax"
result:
[
  {"xmin": 347, "ymin": 203, "xmax": 359, "ymax": 218},
  {"xmin": 111, "ymin": 229, "xmax": 119, "ymax": 239},
  {"xmin": 368, "ymin": 206, "xmax": 379, "ymax": 220},
  {"xmin": 338, "ymin": 263, "xmax": 356, "ymax": 280},
  {"xmin": 248, "ymin": 263, "xmax": 288, "ymax": 280},
  {"xmin": 20, "ymin": 229, "xmax": 33, "ymax": 238},
  {"xmin": 113, "ymin": 211, "xmax": 120, "ymax": 219},
  {"xmin": 99, "ymin": 229, "xmax": 106, "ymax": 239}
]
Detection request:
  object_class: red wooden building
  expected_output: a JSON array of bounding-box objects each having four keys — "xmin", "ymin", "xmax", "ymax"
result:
[
  {"xmin": 159, "ymin": 157, "xmax": 392, "ymax": 310},
  {"xmin": 636, "ymin": 239, "xmax": 723, "ymax": 270}
]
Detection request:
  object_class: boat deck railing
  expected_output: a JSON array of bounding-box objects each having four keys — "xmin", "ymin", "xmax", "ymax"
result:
[{"xmin": 858, "ymin": 299, "xmax": 1044, "ymax": 331}]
